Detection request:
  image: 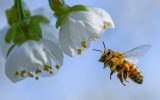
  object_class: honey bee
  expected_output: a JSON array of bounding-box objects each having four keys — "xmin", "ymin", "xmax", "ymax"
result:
[{"xmin": 93, "ymin": 42, "xmax": 151, "ymax": 86}]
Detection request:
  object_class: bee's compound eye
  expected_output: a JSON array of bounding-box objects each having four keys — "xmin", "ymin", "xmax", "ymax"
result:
[
  {"xmin": 107, "ymin": 51, "xmax": 113, "ymax": 55},
  {"xmin": 116, "ymin": 65, "xmax": 120, "ymax": 69}
]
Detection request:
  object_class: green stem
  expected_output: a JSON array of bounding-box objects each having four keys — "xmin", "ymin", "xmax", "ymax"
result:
[
  {"xmin": 16, "ymin": 0, "xmax": 26, "ymax": 20},
  {"xmin": 14, "ymin": 0, "xmax": 17, "ymax": 6}
]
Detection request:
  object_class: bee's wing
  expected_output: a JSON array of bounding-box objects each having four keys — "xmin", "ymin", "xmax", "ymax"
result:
[{"xmin": 122, "ymin": 45, "xmax": 151, "ymax": 64}]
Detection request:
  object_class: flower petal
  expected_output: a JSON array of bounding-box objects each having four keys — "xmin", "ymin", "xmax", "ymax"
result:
[
  {"xmin": 91, "ymin": 7, "xmax": 115, "ymax": 29},
  {"xmin": 0, "ymin": 26, "xmax": 13, "ymax": 58},
  {"xmin": 68, "ymin": 9, "xmax": 106, "ymax": 38},
  {"xmin": 5, "ymin": 40, "xmax": 48, "ymax": 82},
  {"xmin": 41, "ymin": 39, "xmax": 63, "ymax": 66},
  {"xmin": 68, "ymin": 10, "xmax": 103, "ymax": 33},
  {"xmin": 59, "ymin": 20, "xmax": 75, "ymax": 56},
  {"xmin": 67, "ymin": 18, "xmax": 91, "ymax": 49},
  {"xmin": 59, "ymin": 18, "xmax": 91, "ymax": 56},
  {"xmin": 40, "ymin": 23, "xmax": 59, "ymax": 44}
]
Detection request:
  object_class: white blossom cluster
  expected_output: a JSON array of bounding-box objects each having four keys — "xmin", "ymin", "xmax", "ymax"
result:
[{"xmin": 0, "ymin": 7, "xmax": 114, "ymax": 83}]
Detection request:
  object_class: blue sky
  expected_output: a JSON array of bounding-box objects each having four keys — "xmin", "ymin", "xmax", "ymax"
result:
[{"xmin": 0, "ymin": 0, "xmax": 160, "ymax": 100}]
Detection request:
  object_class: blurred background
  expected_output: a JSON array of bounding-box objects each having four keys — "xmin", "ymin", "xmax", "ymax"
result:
[{"xmin": 0, "ymin": 0, "xmax": 160, "ymax": 100}]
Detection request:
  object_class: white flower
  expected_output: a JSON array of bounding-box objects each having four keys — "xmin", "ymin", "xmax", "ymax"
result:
[
  {"xmin": 0, "ymin": 8, "xmax": 63, "ymax": 83},
  {"xmin": 0, "ymin": 24, "xmax": 63, "ymax": 83},
  {"xmin": 59, "ymin": 7, "xmax": 115, "ymax": 56},
  {"xmin": 5, "ymin": 39, "xmax": 63, "ymax": 83}
]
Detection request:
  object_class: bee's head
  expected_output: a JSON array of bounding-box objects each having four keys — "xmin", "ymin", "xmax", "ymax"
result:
[
  {"xmin": 92, "ymin": 41, "xmax": 113, "ymax": 62},
  {"xmin": 98, "ymin": 49, "xmax": 113, "ymax": 62}
]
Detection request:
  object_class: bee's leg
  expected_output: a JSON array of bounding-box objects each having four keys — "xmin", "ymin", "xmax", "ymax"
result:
[
  {"xmin": 104, "ymin": 57, "xmax": 116, "ymax": 69},
  {"xmin": 123, "ymin": 71, "xmax": 129, "ymax": 83},
  {"xmin": 110, "ymin": 71, "xmax": 114, "ymax": 80},
  {"xmin": 123, "ymin": 62, "xmax": 130, "ymax": 83},
  {"xmin": 103, "ymin": 60, "xmax": 112, "ymax": 69},
  {"xmin": 117, "ymin": 73, "xmax": 126, "ymax": 86},
  {"xmin": 110, "ymin": 65, "xmax": 117, "ymax": 80},
  {"xmin": 103, "ymin": 61, "xmax": 115, "ymax": 80},
  {"xmin": 103, "ymin": 62, "xmax": 108, "ymax": 69}
]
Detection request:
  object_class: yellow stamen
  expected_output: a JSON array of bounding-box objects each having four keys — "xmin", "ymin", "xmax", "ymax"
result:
[
  {"xmin": 20, "ymin": 70, "xmax": 26, "ymax": 77},
  {"xmin": 43, "ymin": 65, "xmax": 49, "ymax": 72},
  {"xmin": 81, "ymin": 41, "xmax": 87, "ymax": 48},
  {"xmin": 15, "ymin": 72, "xmax": 19, "ymax": 76},
  {"xmin": 48, "ymin": 65, "xmax": 52, "ymax": 69},
  {"xmin": 77, "ymin": 49, "xmax": 82, "ymax": 55},
  {"xmin": 91, "ymin": 38, "xmax": 97, "ymax": 41},
  {"xmin": 55, "ymin": 65, "xmax": 60, "ymax": 69},
  {"xmin": 35, "ymin": 68, "xmax": 41, "ymax": 74},
  {"xmin": 103, "ymin": 23, "xmax": 110, "ymax": 29},
  {"xmin": 35, "ymin": 77, "xmax": 39, "ymax": 80},
  {"xmin": 50, "ymin": 71, "xmax": 53, "ymax": 74},
  {"xmin": 28, "ymin": 72, "xmax": 34, "ymax": 78}
]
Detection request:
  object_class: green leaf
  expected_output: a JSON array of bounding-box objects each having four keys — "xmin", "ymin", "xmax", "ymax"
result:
[
  {"xmin": 49, "ymin": 0, "xmax": 68, "ymax": 12},
  {"xmin": 18, "ymin": 18, "xmax": 30, "ymax": 40},
  {"xmin": 5, "ymin": 6, "xmax": 19, "ymax": 25},
  {"xmin": 49, "ymin": 0, "xmax": 71, "ymax": 18},
  {"xmin": 5, "ymin": 23, "xmax": 17, "ymax": 43},
  {"xmin": 56, "ymin": 15, "xmax": 67, "ymax": 28},
  {"xmin": 31, "ymin": 15, "xmax": 49, "ymax": 24},
  {"xmin": 70, "ymin": 5, "xmax": 89, "ymax": 12},
  {"xmin": 5, "ymin": 4, "xmax": 30, "ymax": 25},
  {"xmin": 29, "ymin": 18, "xmax": 42, "ymax": 41},
  {"xmin": 13, "ymin": 25, "xmax": 26, "ymax": 45},
  {"xmin": 56, "ymin": 18, "xmax": 61, "ymax": 28},
  {"xmin": 55, "ymin": 5, "xmax": 89, "ymax": 28},
  {"xmin": 5, "ymin": 23, "xmax": 27, "ymax": 45}
]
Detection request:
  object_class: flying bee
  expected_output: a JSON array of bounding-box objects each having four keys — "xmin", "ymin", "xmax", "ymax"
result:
[{"xmin": 93, "ymin": 42, "xmax": 151, "ymax": 86}]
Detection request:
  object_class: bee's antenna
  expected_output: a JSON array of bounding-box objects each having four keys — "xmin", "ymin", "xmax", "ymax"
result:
[
  {"xmin": 92, "ymin": 49, "xmax": 103, "ymax": 53},
  {"xmin": 103, "ymin": 41, "xmax": 106, "ymax": 51}
]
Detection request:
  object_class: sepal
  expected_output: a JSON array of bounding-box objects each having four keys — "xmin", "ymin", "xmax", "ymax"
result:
[{"xmin": 5, "ymin": 2, "xmax": 30, "ymax": 25}]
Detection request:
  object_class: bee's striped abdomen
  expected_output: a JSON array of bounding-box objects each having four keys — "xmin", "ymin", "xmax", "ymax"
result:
[{"xmin": 128, "ymin": 65, "xmax": 143, "ymax": 84}]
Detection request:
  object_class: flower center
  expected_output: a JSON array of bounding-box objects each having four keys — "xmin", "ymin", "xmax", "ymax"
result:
[{"xmin": 15, "ymin": 64, "xmax": 60, "ymax": 80}]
